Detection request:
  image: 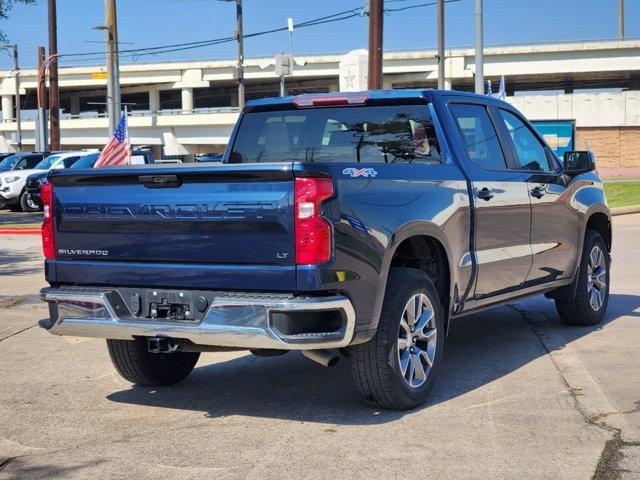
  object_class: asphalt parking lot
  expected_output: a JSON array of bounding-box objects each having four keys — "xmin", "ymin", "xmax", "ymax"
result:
[{"xmin": 0, "ymin": 211, "xmax": 638, "ymax": 480}]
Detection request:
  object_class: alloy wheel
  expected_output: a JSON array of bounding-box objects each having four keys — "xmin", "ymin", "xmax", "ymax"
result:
[
  {"xmin": 587, "ymin": 245, "xmax": 607, "ymax": 311},
  {"xmin": 26, "ymin": 195, "xmax": 38, "ymax": 210},
  {"xmin": 397, "ymin": 293, "xmax": 437, "ymax": 388}
]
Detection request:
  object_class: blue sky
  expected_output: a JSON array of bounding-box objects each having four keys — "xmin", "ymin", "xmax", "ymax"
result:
[{"xmin": 0, "ymin": 0, "xmax": 637, "ymax": 69}]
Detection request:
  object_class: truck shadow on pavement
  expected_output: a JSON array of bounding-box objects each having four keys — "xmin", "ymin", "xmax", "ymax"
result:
[
  {"xmin": 0, "ymin": 211, "xmax": 42, "ymax": 225},
  {"xmin": 106, "ymin": 294, "xmax": 639, "ymax": 424},
  {"xmin": 0, "ymin": 458, "xmax": 104, "ymax": 480},
  {"xmin": 0, "ymin": 252, "xmax": 43, "ymax": 276}
]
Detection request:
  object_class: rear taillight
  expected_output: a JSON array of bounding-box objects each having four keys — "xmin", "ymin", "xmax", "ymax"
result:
[
  {"xmin": 41, "ymin": 182, "xmax": 55, "ymax": 259},
  {"xmin": 294, "ymin": 177, "xmax": 334, "ymax": 265}
]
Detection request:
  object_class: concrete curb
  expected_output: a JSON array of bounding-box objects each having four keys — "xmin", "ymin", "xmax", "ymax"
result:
[{"xmin": 611, "ymin": 205, "xmax": 640, "ymax": 216}]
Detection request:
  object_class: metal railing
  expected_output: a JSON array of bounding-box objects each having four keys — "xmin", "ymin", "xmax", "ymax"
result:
[{"xmin": 1, "ymin": 106, "xmax": 240, "ymax": 124}]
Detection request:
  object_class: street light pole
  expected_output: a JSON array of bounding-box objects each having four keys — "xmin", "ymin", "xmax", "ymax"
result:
[
  {"xmin": 618, "ymin": 0, "xmax": 625, "ymax": 40},
  {"xmin": 235, "ymin": 0, "xmax": 245, "ymax": 109},
  {"xmin": 474, "ymin": 0, "xmax": 484, "ymax": 94},
  {"xmin": 36, "ymin": 46, "xmax": 48, "ymax": 151},
  {"xmin": 1, "ymin": 45, "xmax": 22, "ymax": 150},
  {"xmin": 437, "ymin": 0, "xmax": 445, "ymax": 89}
]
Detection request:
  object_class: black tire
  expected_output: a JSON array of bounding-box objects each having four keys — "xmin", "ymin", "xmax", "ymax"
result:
[
  {"xmin": 555, "ymin": 230, "xmax": 610, "ymax": 326},
  {"xmin": 347, "ymin": 268, "xmax": 445, "ymax": 410},
  {"xmin": 106, "ymin": 338, "xmax": 200, "ymax": 386},
  {"xmin": 20, "ymin": 191, "xmax": 40, "ymax": 212}
]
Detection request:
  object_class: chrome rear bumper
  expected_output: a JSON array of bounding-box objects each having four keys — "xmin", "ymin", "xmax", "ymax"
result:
[{"xmin": 40, "ymin": 287, "xmax": 356, "ymax": 350}]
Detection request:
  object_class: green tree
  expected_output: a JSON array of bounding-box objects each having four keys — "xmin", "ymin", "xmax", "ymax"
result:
[{"xmin": 0, "ymin": 0, "xmax": 37, "ymax": 43}]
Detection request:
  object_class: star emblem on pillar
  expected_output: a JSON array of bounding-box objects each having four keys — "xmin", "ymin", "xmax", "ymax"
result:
[{"xmin": 343, "ymin": 70, "xmax": 355, "ymax": 89}]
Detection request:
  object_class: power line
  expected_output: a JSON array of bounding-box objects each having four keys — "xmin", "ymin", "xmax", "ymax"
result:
[
  {"xmin": 384, "ymin": 0, "xmax": 460, "ymax": 13},
  {"xmin": 60, "ymin": 6, "xmax": 364, "ymax": 59},
  {"xmin": 57, "ymin": 2, "xmax": 452, "ymax": 64}
]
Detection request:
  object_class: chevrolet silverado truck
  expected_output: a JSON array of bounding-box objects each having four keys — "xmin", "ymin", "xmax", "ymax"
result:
[{"xmin": 38, "ymin": 90, "xmax": 611, "ymax": 409}]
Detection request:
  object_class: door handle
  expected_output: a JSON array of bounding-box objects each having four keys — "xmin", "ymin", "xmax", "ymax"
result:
[
  {"xmin": 530, "ymin": 186, "xmax": 545, "ymax": 199},
  {"xmin": 477, "ymin": 187, "xmax": 494, "ymax": 201}
]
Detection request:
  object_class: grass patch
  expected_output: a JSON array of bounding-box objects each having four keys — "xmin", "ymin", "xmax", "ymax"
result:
[{"xmin": 604, "ymin": 181, "xmax": 640, "ymax": 209}]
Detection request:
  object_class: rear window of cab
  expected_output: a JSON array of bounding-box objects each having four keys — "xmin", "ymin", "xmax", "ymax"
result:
[{"xmin": 230, "ymin": 104, "xmax": 443, "ymax": 164}]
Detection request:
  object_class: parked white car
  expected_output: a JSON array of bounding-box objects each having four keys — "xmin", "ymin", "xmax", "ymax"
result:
[{"xmin": 0, "ymin": 151, "xmax": 92, "ymax": 211}]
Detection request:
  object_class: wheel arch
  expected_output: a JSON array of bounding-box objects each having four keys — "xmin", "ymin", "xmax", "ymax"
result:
[
  {"xmin": 585, "ymin": 211, "xmax": 612, "ymax": 252},
  {"xmin": 372, "ymin": 222, "xmax": 456, "ymax": 335}
]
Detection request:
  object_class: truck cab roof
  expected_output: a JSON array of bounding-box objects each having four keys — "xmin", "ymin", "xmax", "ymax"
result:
[{"xmin": 244, "ymin": 89, "xmax": 507, "ymax": 111}]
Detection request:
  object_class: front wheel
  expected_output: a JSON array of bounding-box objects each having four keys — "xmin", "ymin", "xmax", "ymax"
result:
[
  {"xmin": 347, "ymin": 268, "xmax": 444, "ymax": 410},
  {"xmin": 555, "ymin": 230, "xmax": 610, "ymax": 326},
  {"xmin": 107, "ymin": 338, "xmax": 200, "ymax": 386}
]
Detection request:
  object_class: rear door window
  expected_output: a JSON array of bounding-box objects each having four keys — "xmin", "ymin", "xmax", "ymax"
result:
[
  {"xmin": 449, "ymin": 103, "xmax": 507, "ymax": 171},
  {"xmin": 230, "ymin": 104, "xmax": 442, "ymax": 164}
]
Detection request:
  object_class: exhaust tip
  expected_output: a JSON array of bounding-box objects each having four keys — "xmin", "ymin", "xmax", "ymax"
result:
[
  {"xmin": 326, "ymin": 355, "xmax": 340, "ymax": 368},
  {"xmin": 302, "ymin": 349, "xmax": 341, "ymax": 368}
]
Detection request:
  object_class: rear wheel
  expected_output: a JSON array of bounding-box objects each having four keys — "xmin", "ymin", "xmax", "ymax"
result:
[
  {"xmin": 107, "ymin": 338, "xmax": 200, "ymax": 386},
  {"xmin": 20, "ymin": 191, "xmax": 40, "ymax": 212},
  {"xmin": 347, "ymin": 268, "xmax": 444, "ymax": 410},
  {"xmin": 555, "ymin": 230, "xmax": 609, "ymax": 326}
]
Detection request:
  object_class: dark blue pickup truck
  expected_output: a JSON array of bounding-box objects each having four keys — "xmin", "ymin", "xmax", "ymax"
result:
[{"xmin": 39, "ymin": 90, "xmax": 611, "ymax": 409}]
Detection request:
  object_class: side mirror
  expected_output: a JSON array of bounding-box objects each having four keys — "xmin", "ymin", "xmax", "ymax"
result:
[{"xmin": 563, "ymin": 151, "xmax": 596, "ymax": 175}]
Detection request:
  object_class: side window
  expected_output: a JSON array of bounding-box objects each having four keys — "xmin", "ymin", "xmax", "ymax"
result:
[
  {"xmin": 25, "ymin": 156, "xmax": 42, "ymax": 169},
  {"xmin": 499, "ymin": 109, "xmax": 551, "ymax": 172},
  {"xmin": 14, "ymin": 159, "xmax": 26, "ymax": 169},
  {"xmin": 449, "ymin": 103, "xmax": 507, "ymax": 171},
  {"xmin": 63, "ymin": 157, "xmax": 80, "ymax": 168}
]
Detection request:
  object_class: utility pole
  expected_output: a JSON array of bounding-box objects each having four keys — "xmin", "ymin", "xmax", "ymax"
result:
[
  {"xmin": 367, "ymin": 0, "xmax": 383, "ymax": 90},
  {"xmin": 437, "ymin": 0, "xmax": 445, "ymax": 89},
  {"xmin": 219, "ymin": 0, "xmax": 244, "ymax": 108},
  {"xmin": 618, "ymin": 0, "xmax": 625, "ymax": 40},
  {"xmin": 48, "ymin": 0, "xmax": 60, "ymax": 150},
  {"xmin": 36, "ymin": 46, "xmax": 48, "ymax": 151},
  {"xmin": 474, "ymin": 0, "xmax": 483, "ymax": 94},
  {"xmin": 104, "ymin": 0, "xmax": 122, "ymax": 134}
]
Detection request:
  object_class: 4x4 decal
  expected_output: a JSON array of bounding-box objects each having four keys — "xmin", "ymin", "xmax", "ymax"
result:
[{"xmin": 342, "ymin": 167, "xmax": 378, "ymax": 178}]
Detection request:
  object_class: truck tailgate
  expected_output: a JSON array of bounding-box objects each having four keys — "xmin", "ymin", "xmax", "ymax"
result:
[{"xmin": 48, "ymin": 164, "xmax": 296, "ymax": 288}]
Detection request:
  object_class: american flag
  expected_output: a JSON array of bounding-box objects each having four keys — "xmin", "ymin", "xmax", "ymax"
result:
[{"xmin": 94, "ymin": 113, "xmax": 131, "ymax": 168}]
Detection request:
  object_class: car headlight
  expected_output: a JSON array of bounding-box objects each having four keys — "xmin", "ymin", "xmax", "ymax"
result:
[{"xmin": 4, "ymin": 176, "xmax": 20, "ymax": 183}]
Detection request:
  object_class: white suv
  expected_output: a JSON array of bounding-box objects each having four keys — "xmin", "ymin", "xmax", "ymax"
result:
[{"xmin": 0, "ymin": 151, "xmax": 89, "ymax": 211}]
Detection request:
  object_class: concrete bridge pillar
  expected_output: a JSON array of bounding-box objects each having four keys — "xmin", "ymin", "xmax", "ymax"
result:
[
  {"xmin": 149, "ymin": 89, "xmax": 160, "ymax": 113},
  {"xmin": 181, "ymin": 88, "xmax": 193, "ymax": 113},
  {"xmin": 70, "ymin": 96, "xmax": 80, "ymax": 116},
  {"xmin": 2, "ymin": 95, "xmax": 13, "ymax": 121}
]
